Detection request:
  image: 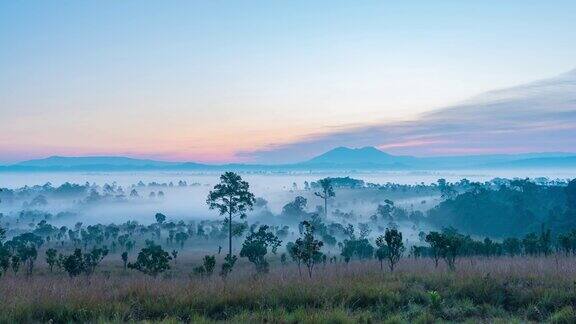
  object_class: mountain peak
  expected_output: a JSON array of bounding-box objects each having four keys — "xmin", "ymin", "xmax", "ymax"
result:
[{"xmin": 306, "ymin": 146, "xmax": 401, "ymax": 165}]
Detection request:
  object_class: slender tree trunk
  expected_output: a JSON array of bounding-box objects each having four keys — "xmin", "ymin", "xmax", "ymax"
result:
[
  {"xmin": 297, "ymin": 262, "xmax": 302, "ymax": 278},
  {"xmin": 228, "ymin": 210, "xmax": 233, "ymax": 258},
  {"xmin": 324, "ymin": 196, "xmax": 328, "ymax": 218}
]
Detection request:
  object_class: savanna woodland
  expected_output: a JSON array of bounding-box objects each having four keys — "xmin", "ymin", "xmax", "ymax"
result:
[{"xmin": 1, "ymin": 174, "xmax": 576, "ymax": 323}]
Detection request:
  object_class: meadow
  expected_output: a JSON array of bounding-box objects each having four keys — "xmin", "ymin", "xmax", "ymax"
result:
[
  {"xmin": 1, "ymin": 173, "xmax": 576, "ymax": 323},
  {"xmin": 2, "ymin": 255, "xmax": 576, "ymax": 323}
]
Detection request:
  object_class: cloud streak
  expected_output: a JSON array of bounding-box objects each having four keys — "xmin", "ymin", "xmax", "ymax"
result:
[{"xmin": 239, "ymin": 69, "xmax": 576, "ymax": 163}]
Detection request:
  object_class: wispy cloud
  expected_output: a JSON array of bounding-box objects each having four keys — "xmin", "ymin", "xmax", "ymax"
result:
[{"xmin": 239, "ymin": 69, "xmax": 576, "ymax": 163}]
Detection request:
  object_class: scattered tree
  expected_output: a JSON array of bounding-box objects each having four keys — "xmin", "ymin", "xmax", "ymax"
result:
[
  {"xmin": 314, "ymin": 178, "xmax": 335, "ymax": 218},
  {"xmin": 207, "ymin": 172, "xmax": 255, "ymax": 259},
  {"xmin": 240, "ymin": 225, "xmax": 281, "ymax": 274},
  {"xmin": 375, "ymin": 228, "xmax": 405, "ymax": 271},
  {"xmin": 128, "ymin": 241, "xmax": 172, "ymax": 277},
  {"xmin": 288, "ymin": 221, "xmax": 324, "ymax": 278}
]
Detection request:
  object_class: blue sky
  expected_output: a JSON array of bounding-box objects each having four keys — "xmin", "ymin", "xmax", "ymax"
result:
[{"xmin": 1, "ymin": 1, "xmax": 575, "ymax": 163}]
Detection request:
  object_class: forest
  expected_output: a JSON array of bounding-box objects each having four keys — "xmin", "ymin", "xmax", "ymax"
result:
[{"xmin": 0, "ymin": 173, "xmax": 576, "ymax": 323}]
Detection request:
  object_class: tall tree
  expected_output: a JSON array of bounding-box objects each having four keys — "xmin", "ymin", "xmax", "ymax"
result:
[
  {"xmin": 314, "ymin": 178, "xmax": 335, "ymax": 218},
  {"xmin": 206, "ymin": 172, "xmax": 255, "ymax": 258}
]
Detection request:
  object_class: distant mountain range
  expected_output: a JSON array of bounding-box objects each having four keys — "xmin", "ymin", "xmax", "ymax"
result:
[{"xmin": 1, "ymin": 147, "xmax": 575, "ymax": 172}]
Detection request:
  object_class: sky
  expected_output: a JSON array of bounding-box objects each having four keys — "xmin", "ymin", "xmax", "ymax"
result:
[{"xmin": 1, "ymin": 1, "xmax": 576, "ymax": 164}]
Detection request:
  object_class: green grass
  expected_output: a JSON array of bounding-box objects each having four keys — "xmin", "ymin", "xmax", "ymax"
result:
[{"xmin": 1, "ymin": 256, "xmax": 576, "ymax": 323}]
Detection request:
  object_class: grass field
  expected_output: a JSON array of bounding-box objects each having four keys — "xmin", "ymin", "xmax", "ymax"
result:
[{"xmin": 2, "ymin": 255, "xmax": 576, "ymax": 323}]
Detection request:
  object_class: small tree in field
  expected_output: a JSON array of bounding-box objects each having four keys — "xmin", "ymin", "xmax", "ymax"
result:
[
  {"xmin": 289, "ymin": 221, "xmax": 324, "ymax": 278},
  {"xmin": 83, "ymin": 247, "xmax": 109, "ymax": 275},
  {"xmin": 63, "ymin": 249, "xmax": 84, "ymax": 277},
  {"xmin": 0, "ymin": 226, "xmax": 10, "ymax": 278},
  {"xmin": 220, "ymin": 254, "xmax": 237, "ymax": 279},
  {"xmin": 240, "ymin": 225, "xmax": 282, "ymax": 274},
  {"xmin": 45, "ymin": 248, "xmax": 57, "ymax": 272},
  {"xmin": 376, "ymin": 228, "xmax": 405, "ymax": 272},
  {"xmin": 121, "ymin": 251, "xmax": 128, "ymax": 270},
  {"xmin": 193, "ymin": 255, "xmax": 216, "ymax": 277},
  {"xmin": 425, "ymin": 232, "xmax": 444, "ymax": 268},
  {"xmin": 0, "ymin": 247, "xmax": 9, "ymax": 278},
  {"xmin": 18, "ymin": 244, "xmax": 37, "ymax": 276},
  {"xmin": 128, "ymin": 241, "xmax": 172, "ymax": 277},
  {"xmin": 207, "ymin": 172, "xmax": 255, "ymax": 259},
  {"xmin": 61, "ymin": 247, "xmax": 108, "ymax": 277},
  {"xmin": 314, "ymin": 178, "xmax": 335, "ymax": 218},
  {"xmin": 203, "ymin": 255, "xmax": 216, "ymax": 275},
  {"xmin": 442, "ymin": 232, "xmax": 464, "ymax": 271},
  {"xmin": 375, "ymin": 238, "xmax": 386, "ymax": 270}
]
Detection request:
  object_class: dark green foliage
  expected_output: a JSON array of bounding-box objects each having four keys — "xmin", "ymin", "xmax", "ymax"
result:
[
  {"xmin": 207, "ymin": 172, "xmax": 255, "ymax": 258},
  {"xmin": 155, "ymin": 213, "xmax": 166, "ymax": 224},
  {"xmin": 311, "ymin": 177, "xmax": 365, "ymax": 189},
  {"xmin": 425, "ymin": 229, "xmax": 464, "ymax": 270},
  {"xmin": 83, "ymin": 247, "xmax": 109, "ymax": 275},
  {"xmin": 220, "ymin": 254, "xmax": 237, "ymax": 278},
  {"xmin": 174, "ymin": 232, "xmax": 189, "ymax": 249},
  {"xmin": 557, "ymin": 230, "xmax": 576, "ymax": 256},
  {"xmin": 566, "ymin": 179, "xmax": 576, "ymax": 212},
  {"xmin": 62, "ymin": 249, "xmax": 84, "ymax": 277},
  {"xmin": 281, "ymin": 196, "xmax": 309, "ymax": 220},
  {"xmin": 314, "ymin": 178, "xmax": 335, "ymax": 218},
  {"xmin": 375, "ymin": 228, "xmax": 405, "ymax": 271},
  {"xmin": 522, "ymin": 233, "xmax": 539, "ymax": 256},
  {"xmin": 121, "ymin": 251, "xmax": 128, "ymax": 270},
  {"xmin": 203, "ymin": 255, "xmax": 216, "ymax": 275},
  {"xmin": 502, "ymin": 238, "xmax": 521, "ymax": 256},
  {"xmin": 427, "ymin": 180, "xmax": 570, "ymax": 237},
  {"xmin": 194, "ymin": 255, "xmax": 216, "ymax": 277},
  {"xmin": 340, "ymin": 226, "xmax": 374, "ymax": 263},
  {"xmin": 240, "ymin": 225, "xmax": 281, "ymax": 274},
  {"xmin": 128, "ymin": 241, "xmax": 171, "ymax": 277},
  {"xmin": 5, "ymin": 233, "xmax": 43, "ymax": 276},
  {"xmin": 0, "ymin": 247, "xmax": 9, "ymax": 277},
  {"xmin": 11, "ymin": 255, "xmax": 20, "ymax": 273},
  {"xmin": 288, "ymin": 221, "xmax": 324, "ymax": 278},
  {"xmin": 0, "ymin": 226, "xmax": 9, "ymax": 277},
  {"xmin": 438, "ymin": 178, "xmax": 458, "ymax": 200},
  {"xmin": 375, "ymin": 199, "xmax": 395, "ymax": 221},
  {"xmin": 45, "ymin": 248, "xmax": 57, "ymax": 272},
  {"xmin": 62, "ymin": 247, "xmax": 109, "ymax": 277}
]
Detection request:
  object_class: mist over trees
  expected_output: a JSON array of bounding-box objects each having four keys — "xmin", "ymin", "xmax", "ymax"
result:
[{"xmin": 1, "ymin": 171, "xmax": 576, "ymax": 322}]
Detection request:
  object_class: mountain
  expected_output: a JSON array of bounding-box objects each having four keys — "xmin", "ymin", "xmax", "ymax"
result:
[
  {"xmin": 1, "ymin": 148, "xmax": 575, "ymax": 172},
  {"xmin": 15, "ymin": 156, "xmax": 180, "ymax": 168},
  {"xmin": 301, "ymin": 147, "xmax": 576, "ymax": 169},
  {"xmin": 304, "ymin": 146, "xmax": 416, "ymax": 167}
]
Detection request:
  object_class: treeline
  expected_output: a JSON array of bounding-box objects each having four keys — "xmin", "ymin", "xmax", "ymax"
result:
[{"xmin": 428, "ymin": 178, "xmax": 576, "ymax": 237}]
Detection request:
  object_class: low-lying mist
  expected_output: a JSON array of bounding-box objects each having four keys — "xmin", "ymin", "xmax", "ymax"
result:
[{"xmin": 1, "ymin": 169, "xmax": 575, "ymax": 247}]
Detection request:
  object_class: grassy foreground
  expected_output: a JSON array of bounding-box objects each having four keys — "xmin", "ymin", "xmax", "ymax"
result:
[{"xmin": 2, "ymin": 256, "xmax": 576, "ymax": 323}]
